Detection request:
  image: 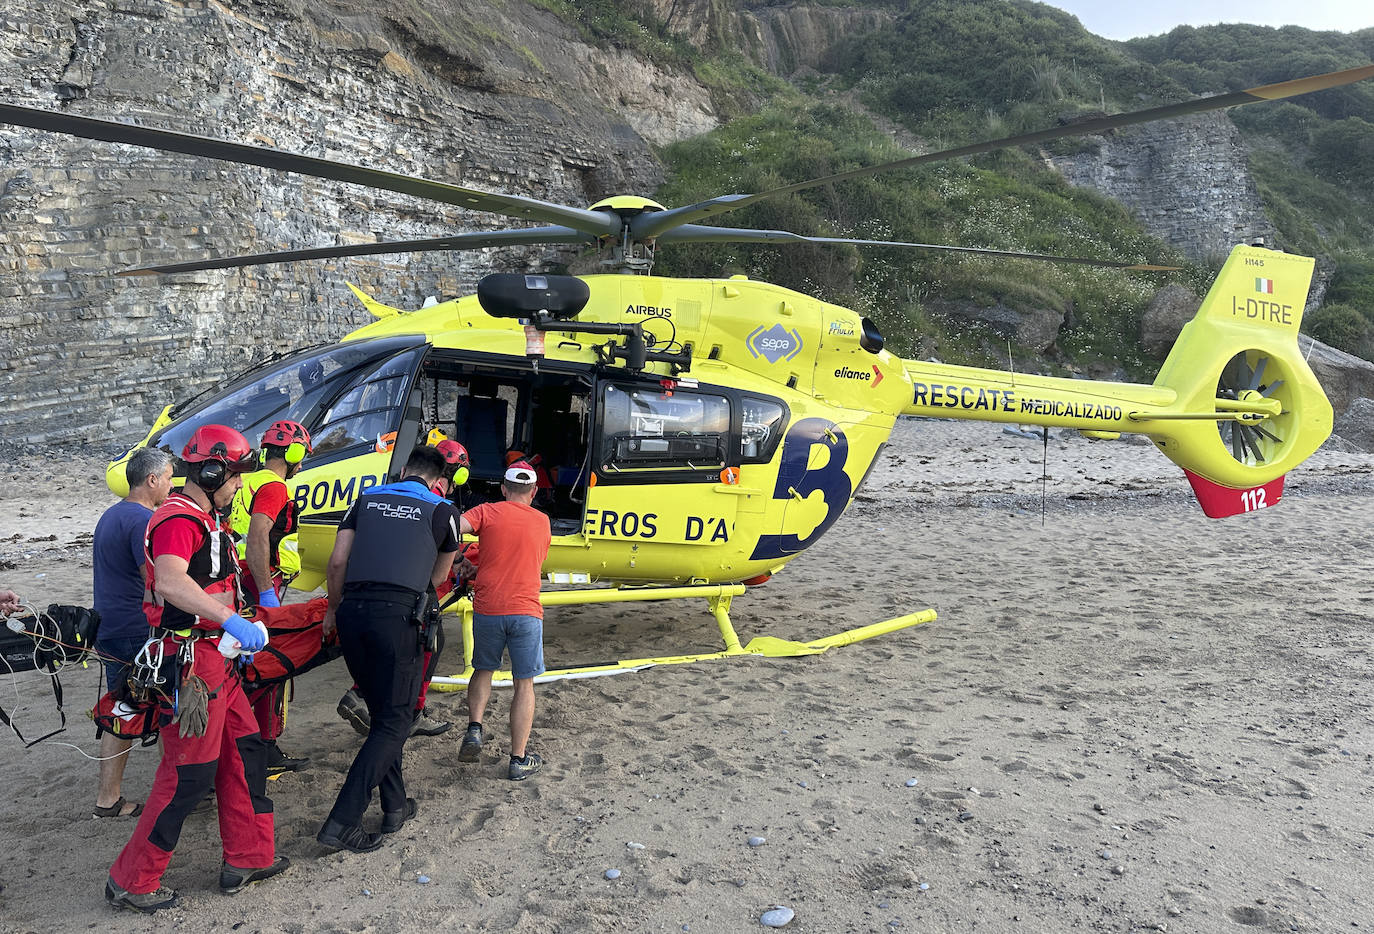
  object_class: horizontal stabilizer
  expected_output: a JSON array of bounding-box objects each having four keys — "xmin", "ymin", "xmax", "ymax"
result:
[
  {"xmin": 346, "ymin": 282, "xmax": 403, "ymax": 318},
  {"xmin": 1183, "ymin": 470, "xmax": 1285, "ymax": 518}
]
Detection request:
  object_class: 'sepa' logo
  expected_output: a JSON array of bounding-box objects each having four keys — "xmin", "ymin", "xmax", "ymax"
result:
[{"xmin": 746, "ymin": 324, "xmax": 803, "ymax": 364}]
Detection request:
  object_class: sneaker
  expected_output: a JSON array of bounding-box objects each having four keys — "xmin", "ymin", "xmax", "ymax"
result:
[
  {"xmin": 105, "ymin": 876, "xmax": 179, "ymax": 913},
  {"xmin": 409, "ymin": 707, "xmax": 452, "ymax": 737},
  {"xmin": 219, "ymin": 856, "xmax": 291, "ymax": 895},
  {"xmin": 508, "ymin": 751, "xmax": 544, "ymax": 781},
  {"xmin": 381, "ymin": 797, "xmax": 418, "ymax": 834},
  {"xmin": 336, "ymin": 688, "xmax": 370, "ymax": 736},
  {"xmin": 317, "ymin": 818, "xmax": 383, "ymax": 854},
  {"xmin": 263, "ymin": 742, "xmax": 311, "ymax": 774},
  {"xmin": 458, "ymin": 723, "xmax": 485, "ymax": 762}
]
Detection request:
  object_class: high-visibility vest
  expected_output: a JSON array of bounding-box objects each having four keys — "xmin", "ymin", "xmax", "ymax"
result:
[{"xmin": 229, "ymin": 468, "xmax": 301, "ymax": 579}]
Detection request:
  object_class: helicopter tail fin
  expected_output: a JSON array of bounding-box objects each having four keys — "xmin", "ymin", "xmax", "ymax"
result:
[
  {"xmin": 1145, "ymin": 244, "xmax": 1332, "ymax": 517},
  {"xmin": 346, "ymin": 282, "xmax": 403, "ymax": 318}
]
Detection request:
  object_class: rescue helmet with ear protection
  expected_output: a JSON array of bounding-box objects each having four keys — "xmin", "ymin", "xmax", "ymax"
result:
[
  {"xmin": 436, "ymin": 439, "xmax": 470, "ymax": 486},
  {"xmin": 262, "ymin": 419, "xmax": 313, "ymax": 465},
  {"xmin": 182, "ymin": 424, "xmax": 256, "ymax": 492}
]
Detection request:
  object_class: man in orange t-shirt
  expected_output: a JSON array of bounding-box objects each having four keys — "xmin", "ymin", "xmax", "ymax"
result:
[{"xmin": 456, "ymin": 461, "xmax": 551, "ymax": 781}]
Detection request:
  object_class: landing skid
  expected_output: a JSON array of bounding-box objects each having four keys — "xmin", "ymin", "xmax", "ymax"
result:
[{"xmin": 427, "ymin": 584, "xmax": 936, "ymax": 688}]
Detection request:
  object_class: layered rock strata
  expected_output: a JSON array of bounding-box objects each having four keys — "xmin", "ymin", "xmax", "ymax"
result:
[{"xmin": 0, "ymin": 0, "xmax": 714, "ymax": 443}]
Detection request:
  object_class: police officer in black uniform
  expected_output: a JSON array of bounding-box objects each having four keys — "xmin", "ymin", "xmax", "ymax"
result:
[{"xmin": 317, "ymin": 446, "xmax": 460, "ymax": 853}]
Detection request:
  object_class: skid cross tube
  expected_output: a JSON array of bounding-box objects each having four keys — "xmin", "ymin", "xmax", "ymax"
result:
[{"xmin": 428, "ymin": 584, "xmax": 936, "ymax": 687}]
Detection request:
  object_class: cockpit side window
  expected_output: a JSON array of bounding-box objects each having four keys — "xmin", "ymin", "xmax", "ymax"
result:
[
  {"xmin": 310, "ymin": 350, "xmax": 424, "ymax": 457},
  {"xmin": 146, "ymin": 337, "xmax": 424, "ymax": 462}
]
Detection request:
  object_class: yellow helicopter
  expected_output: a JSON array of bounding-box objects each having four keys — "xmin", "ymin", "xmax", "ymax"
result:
[{"xmin": 3, "ymin": 63, "xmax": 1369, "ymax": 684}]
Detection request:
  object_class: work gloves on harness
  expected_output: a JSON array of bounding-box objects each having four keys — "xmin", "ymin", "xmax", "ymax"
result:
[{"xmin": 221, "ymin": 613, "xmax": 268, "ymax": 653}]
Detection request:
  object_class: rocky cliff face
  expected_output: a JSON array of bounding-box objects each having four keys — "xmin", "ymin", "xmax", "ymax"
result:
[
  {"xmin": 640, "ymin": 0, "xmax": 895, "ymax": 74},
  {"xmin": 1046, "ymin": 113, "xmax": 1277, "ymax": 264},
  {"xmin": 0, "ymin": 0, "xmax": 715, "ymax": 444},
  {"xmin": 738, "ymin": 4, "xmax": 895, "ymax": 76}
]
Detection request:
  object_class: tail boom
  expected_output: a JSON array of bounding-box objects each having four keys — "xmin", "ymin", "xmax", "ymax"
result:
[{"xmin": 897, "ymin": 245, "xmax": 1332, "ymax": 518}]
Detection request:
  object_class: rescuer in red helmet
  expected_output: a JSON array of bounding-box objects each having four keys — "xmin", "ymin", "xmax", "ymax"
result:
[
  {"xmin": 106, "ymin": 424, "xmax": 288, "ymax": 912},
  {"xmin": 232, "ymin": 419, "xmax": 313, "ymax": 605},
  {"xmin": 434, "ymin": 439, "xmax": 470, "ymax": 499},
  {"xmin": 229, "ymin": 419, "xmax": 314, "ymax": 775}
]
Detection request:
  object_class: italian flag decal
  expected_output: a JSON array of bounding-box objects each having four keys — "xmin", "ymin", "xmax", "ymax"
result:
[{"xmin": 1255, "ymin": 277, "xmax": 1274, "ymax": 293}]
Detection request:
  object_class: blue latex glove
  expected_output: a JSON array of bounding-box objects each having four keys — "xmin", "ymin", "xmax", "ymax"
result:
[
  {"xmin": 257, "ymin": 589, "xmax": 281, "ymax": 609},
  {"xmin": 222, "ymin": 613, "xmax": 267, "ymax": 652}
]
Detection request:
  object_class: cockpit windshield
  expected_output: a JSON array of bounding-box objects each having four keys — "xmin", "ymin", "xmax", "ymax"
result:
[{"xmin": 147, "ymin": 337, "xmax": 426, "ymax": 462}]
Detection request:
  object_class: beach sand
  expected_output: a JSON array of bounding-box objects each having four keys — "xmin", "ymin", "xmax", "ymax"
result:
[{"xmin": 1, "ymin": 418, "xmax": 1372, "ymax": 933}]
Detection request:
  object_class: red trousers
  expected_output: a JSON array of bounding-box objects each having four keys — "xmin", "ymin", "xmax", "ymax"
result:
[
  {"xmin": 109, "ymin": 642, "xmax": 275, "ymax": 893},
  {"xmin": 248, "ymin": 681, "xmax": 285, "ymax": 741}
]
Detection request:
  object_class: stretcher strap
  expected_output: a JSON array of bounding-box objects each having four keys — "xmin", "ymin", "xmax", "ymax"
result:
[{"xmin": 0, "ymin": 671, "xmax": 67, "ymax": 747}]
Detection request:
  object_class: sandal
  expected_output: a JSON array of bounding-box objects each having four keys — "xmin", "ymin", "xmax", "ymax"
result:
[{"xmin": 93, "ymin": 796, "xmax": 143, "ymax": 819}]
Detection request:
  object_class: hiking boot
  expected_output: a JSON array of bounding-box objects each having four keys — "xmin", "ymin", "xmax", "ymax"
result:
[
  {"xmin": 458, "ymin": 723, "xmax": 485, "ymax": 762},
  {"xmin": 381, "ymin": 797, "xmax": 418, "ymax": 834},
  {"xmin": 508, "ymin": 751, "xmax": 544, "ymax": 781},
  {"xmin": 263, "ymin": 741, "xmax": 311, "ymax": 774},
  {"xmin": 105, "ymin": 877, "xmax": 179, "ymax": 913},
  {"xmin": 336, "ymin": 688, "xmax": 370, "ymax": 736},
  {"xmin": 409, "ymin": 707, "xmax": 452, "ymax": 737},
  {"xmin": 317, "ymin": 818, "xmax": 383, "ymax": 854},
  {"xmin": 219, "ymin": 856, "xmax": 291, "ymax": 895}
]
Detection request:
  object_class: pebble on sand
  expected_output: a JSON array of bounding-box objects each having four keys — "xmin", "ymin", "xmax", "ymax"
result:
[
  {"xmin": 957, "ymin": 811, "xmax": 974, "ymax": 822},
  {"xmin": 905, "ymin": 778, "xmax": 919, "ymax": 787},
  {"xmin": 605, "ymin": 869, "xmax": 621, "ymax": 880},
  {"xmin": 918, "ymin": 882, "xmax": 930, "ymax": 891},
  {"xmin": 627, "ymin": 842, "xmax": 646, "ymax": 849},
  {"xmin": 761, "ymin": 906, "xmax": 795, "ymax": 927},
  {"xmin": 417, "ymin": 875, "xmax": 431, "ymax": 884},
  {"xmin": 748, "ymin": 836, "xmax": 766, "ymax": 847}
]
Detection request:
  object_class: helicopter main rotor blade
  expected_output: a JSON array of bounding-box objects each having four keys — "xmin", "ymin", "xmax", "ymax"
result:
[
  {"xmin": 658, "ymin": 224, "xmax": 1178, "ymax": 270},
  {"xmin": 0, "ymin": 103, "xmax": 620, "ymax": 238},
  {"xmin": 114, "ymin": 227, "xmax": 598, "ymax": 277},
  {"xmin": 632, "ymin": 64, "xmax": 1374, "ymax": 240}
]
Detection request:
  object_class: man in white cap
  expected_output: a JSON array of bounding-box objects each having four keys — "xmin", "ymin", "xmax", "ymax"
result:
[{"xmin": 457, "ymin": 460, "xmax": 551, "ymax": 780}]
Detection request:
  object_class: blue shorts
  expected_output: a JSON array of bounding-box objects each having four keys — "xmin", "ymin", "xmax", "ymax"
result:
[
  {"xmin": 471, "ymin": 613, "xmax": 545, "ymax": 680},
  {"xmin": 95, "ymin": 634, "xmax": 147, "ymax": 695}
]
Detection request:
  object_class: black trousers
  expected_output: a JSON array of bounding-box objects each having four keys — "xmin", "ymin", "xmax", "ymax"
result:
[{"xmin": 328, "ymin": 592, "xmax": 423, "ymax": 826}]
